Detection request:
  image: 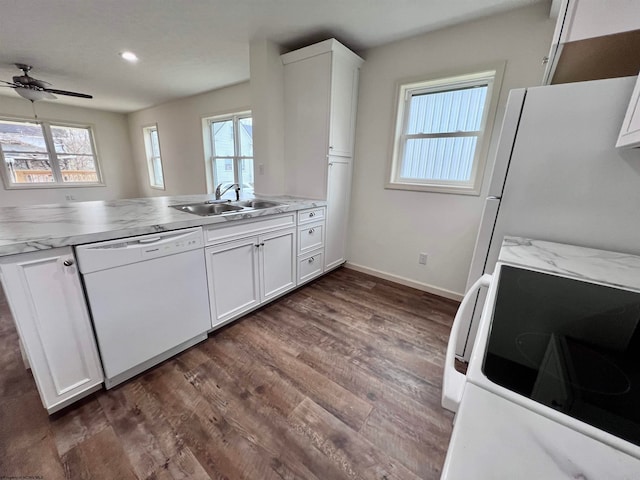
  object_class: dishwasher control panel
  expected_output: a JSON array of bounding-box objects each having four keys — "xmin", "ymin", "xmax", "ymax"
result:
[{"xmin": 76, "ymin": 227, "xmax": 205, "ymax": 274}]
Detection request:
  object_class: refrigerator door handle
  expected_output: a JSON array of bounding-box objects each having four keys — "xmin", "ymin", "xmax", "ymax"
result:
[{"xmin": 442, "ymin": 273, "xmax": 493, "ymax": 413}]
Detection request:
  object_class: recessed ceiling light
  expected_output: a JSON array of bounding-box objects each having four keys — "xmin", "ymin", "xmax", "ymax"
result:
[{"xmin": 119, "ymin": 51, "xmax": 139, "ymax": 63}]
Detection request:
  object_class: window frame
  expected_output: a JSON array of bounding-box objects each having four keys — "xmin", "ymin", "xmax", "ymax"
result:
[
  {"xmin": 0, "ymin": 116, "xmax": 104, "ymax": 190},
  {"xmin": 142, "ymin": 124, "xmax": 165, "ymax": 190},
  {"xmin": 387, "ymin": 65, "xmax": 504, "ymax": 196},
  {"xmin": 206, "ymin": 111, "xmax": 253, "ymax": 195}
]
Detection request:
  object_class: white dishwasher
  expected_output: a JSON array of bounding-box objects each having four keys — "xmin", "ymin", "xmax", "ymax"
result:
[{"xmin": 76, "ymin": 227, "xmax": 211, "ymax": 388}]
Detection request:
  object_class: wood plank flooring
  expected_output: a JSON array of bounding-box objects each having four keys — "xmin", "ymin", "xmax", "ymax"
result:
[{"xmin": 0, "ymin": 267, "xmax": 459, "ymax": 479}]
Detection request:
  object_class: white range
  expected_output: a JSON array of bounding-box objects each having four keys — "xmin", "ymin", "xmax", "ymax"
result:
[{"xmin": 442, "ymin": 237, "xmax": 640, "ymax": 479}]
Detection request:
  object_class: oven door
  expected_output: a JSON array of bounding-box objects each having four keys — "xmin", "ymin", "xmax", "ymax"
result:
[{"xmin": 464, "ymin": 262, "xmax": 640, "ymax": 460}]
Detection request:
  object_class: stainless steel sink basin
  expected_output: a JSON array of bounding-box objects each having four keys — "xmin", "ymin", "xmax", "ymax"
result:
[
  {"xmin": 237, "ymin": 200, "xmax": 283, "ymax": 209},
  {"xmin": 172, "ymin": 203, "xmax": 244, "ymax": 216}
]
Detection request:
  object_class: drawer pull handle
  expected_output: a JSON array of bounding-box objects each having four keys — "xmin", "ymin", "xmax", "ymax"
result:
[
  {"xmin": 63, "ymin": 259, "xmax": 74, "ymax": 267},
  {"xmin": 309, "ymin": 212, "xmax": 315, "ymax": 218},
  {"xmin": 308, "ymin": 228, "xmax": 315, "ymax": 234},
  {"xmin": 308, "ymin": 257, "xmax": 315, "ymax": 264}
]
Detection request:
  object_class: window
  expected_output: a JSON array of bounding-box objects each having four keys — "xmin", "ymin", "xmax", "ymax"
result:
[
  {"xmin": 388, "ymin": 69, "xmax": 501, "ymax": 195},
  {"xmin": 0, "ymin": 118, "xmax": 102, "ymax": 188},
  {"xmin": 143, "ymin": 125, "xmax": 164, "ymax": 189},
  {"xmin": 207, "ymin": 113, "xmax": 253, "ymax": 195}
]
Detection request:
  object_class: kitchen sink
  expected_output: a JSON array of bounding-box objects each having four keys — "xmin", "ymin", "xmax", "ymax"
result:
[
  {"xmin": 172, "ymin": 199, "xmax": 285, "ymax": 216},
  {"xmin": 172, "ymin": 202, "xmax": 244, "ymax": 216},
  {"xmin": 237, "ymin": 200, "xmax": 284, "ymax": 209}
]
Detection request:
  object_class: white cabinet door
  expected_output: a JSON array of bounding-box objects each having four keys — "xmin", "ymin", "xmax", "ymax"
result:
[
  {"xmin": 0, "ymin": 247, "xmax": 103, "ymax": 413},
  {"xmin": 283, "ymin": 51, "xmax": 332, "ymax": 200},
  {"xmin": 206, "ymin": 237, "xmax": 260, "ymax": 328},
  {"xmin": 617, "ymin": 72, "xmax": 640, "ymax": 148},
  {"xmin": 329, "ymin": 52, "xmax": 360, "ymax": 158},
  {"xmin": 325, "ymin": 159, "xmax": 353, "ymax": 270},
  {"xmin": 259, "ymin": 228, "xmax": 296, "ymax": 302}
]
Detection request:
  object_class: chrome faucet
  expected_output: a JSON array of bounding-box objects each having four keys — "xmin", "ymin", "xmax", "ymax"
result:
[{"xmin": 215, "ymin": 183, "xmax": 240, "ymax": 201}]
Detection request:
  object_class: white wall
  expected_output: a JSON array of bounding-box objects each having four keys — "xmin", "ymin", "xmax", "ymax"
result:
[
  {"xmin": 127, "ymin": 82, "xmax": 251, "ymax": 197},
  {"xmin": 0, "ymin": 96, "xmax": 138, "ymax": 206},
  {"xmin": 250, "ymin": 39, "xmax": 286, "ymax": 196},
  {"xmin": 347, "ymin": 3, "xmax": 556, "ymax": 298}
]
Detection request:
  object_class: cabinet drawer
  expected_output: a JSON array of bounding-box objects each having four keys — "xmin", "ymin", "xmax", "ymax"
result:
[
  {"xmin": 298, "ymin": 221, "xmax": 325, "ymax": 255},
  {"xmin": 298, "ymin": 207, "xmax": 325, "ymax": 225},
  {"xmin": 204, "ymin": 213, "xmax": 295, "ymax": 245},
  {"xmin": 297, "ymin": 249, "xmax": 324, "ymax": 285}
]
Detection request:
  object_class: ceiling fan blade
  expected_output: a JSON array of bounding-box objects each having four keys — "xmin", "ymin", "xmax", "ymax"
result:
[
  {"xmin": 44, "ymin": 88, "xmax": 92, "ymax": 99},
  {"xmin": 1, "ymin": 80, "xmax": 18, "ymax": 86}
]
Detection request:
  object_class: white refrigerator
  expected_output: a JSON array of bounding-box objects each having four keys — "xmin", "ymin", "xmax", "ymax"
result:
[{"xmin": 456, "ymin": 75, "xmax": 640, "ymax": 361}]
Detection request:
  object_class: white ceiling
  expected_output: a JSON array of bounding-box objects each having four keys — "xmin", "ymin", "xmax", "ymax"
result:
[{"xmin": 0, "ymin": 0, "xmax": 543, "ymax": 113}]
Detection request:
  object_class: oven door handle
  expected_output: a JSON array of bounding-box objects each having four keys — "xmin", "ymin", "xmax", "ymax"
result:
[{"xmin": 442, "ymin": 273, "xmax": 493, "ymax": 413}]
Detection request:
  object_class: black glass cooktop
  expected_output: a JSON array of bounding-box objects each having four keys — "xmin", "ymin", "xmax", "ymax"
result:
[{"xmin": 482, "ymin": 265, "xmax": 640, "ymax": 447}]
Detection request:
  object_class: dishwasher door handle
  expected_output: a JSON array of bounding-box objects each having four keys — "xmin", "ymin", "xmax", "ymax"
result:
[{"xmin": 138, "ymin": 236, "xmax": 163, "ymax": 244}]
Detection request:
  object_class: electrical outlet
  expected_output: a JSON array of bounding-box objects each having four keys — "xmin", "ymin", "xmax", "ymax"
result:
[{"xmin": 419, "ymin": 253, "xmax": 428, "ymax": 265}]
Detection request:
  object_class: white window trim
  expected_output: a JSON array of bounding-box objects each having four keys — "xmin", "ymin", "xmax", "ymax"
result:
[
  {"xmin": 205, "ymin": 111, "xmax": 252, "ymax": 192},
  {"xmin": 0, "ymin": 116, "xmax": 104, "ymax": 190},
  {"xmin": 142, "ymin": 124, "xmax": 165, "ymax": 190},
  {"xmin": 387, "ymin": 64, "xmax": 505, "ymax": 196}
]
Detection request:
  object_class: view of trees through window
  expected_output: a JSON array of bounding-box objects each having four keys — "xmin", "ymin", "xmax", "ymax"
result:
[{"xmin": 0, "ymin": 119, "xmax": 100, "ymax": 186}]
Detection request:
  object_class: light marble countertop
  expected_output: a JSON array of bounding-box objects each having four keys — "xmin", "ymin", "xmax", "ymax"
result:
[
  {"xmin": 499, "ymin": 236, "xmax": 640, "ymax": 292},
  {"xmin": 0, "ymin": 194, "xmax": 326, "ymax": 257}
]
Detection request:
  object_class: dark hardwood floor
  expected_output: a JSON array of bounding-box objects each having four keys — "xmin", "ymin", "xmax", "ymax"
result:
[{"xmin": 0, "ymin": 267, "xmax": 459, "ymax": 480}]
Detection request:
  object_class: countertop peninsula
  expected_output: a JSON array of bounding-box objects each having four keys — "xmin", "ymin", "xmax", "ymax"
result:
[{"xmin": 0, "ymin": 194, "xmax": 325, "ymax": 257}]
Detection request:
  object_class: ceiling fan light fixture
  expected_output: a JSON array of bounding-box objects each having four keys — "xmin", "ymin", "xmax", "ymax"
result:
[
  {"xmin": 119, "ymin": 51, "xmax": 139, "ymax": 63},
  {"xmin": 15, "ymin": 87, "xmax": 48, "ymax": 102}
]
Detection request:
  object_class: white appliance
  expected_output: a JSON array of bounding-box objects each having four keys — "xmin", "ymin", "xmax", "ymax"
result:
[
  {"xmin": 442, "ymin": 258, "xmax": 640, "ymax": 478},
  {"xmin": 457, "ymin": 76, "xmax": 640, "ymax": 361},
  {"xmin": 76, "ymin": 227, "xmax": 211, "ymax": 388}
]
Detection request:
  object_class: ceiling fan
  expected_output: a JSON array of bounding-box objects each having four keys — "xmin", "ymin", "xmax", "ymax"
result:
[{"xmin": 1, "ymin": 64, "xmax": 93, "ymax": 102}]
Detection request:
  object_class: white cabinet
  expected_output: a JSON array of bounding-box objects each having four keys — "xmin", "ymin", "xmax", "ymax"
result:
[
  {"xmin": 543, "ymin": 0, "xmax": 640, "ymax": 85},
  {"xmin": 205, "ymin": 219, "xmax": 296, "ymax": 328},
  {"xmin": 282, "ymin": 39, "xmax": 363, "ymax": 271},
  {"xmin": 205, "ymin": 237, "xmax": 261, "ymax": 327},
  {"xmin": 296, "ymin": 207, "xmax": 326, "ymax": 285},
  {"xmin": 325, "ymin": 160, "xmax": 352, "ymax": 270},
  {"xmin": 617, "ymin": 72, "xmax": 640, "ymax": 148},
  {"xmin": 329, "ymin": 51, "xmax": 361, "ymax": 157},
  {"xmin": 0, "ymin": 247, "xmax": 103, "ymax": 413},
  {"xmin": 298, "ymin": 250, "xmax": 324, "ymax": 284},
  {"xmin": 260, "ymin": 228, "xmax": 296, "ymax": 301},
  {"xmin": 298, "ymin": 221, "xmax": 325, "ymax": 255}
]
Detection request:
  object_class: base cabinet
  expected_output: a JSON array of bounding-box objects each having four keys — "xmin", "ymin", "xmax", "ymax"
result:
[
  {"xmin": 0, "ymin": 247, "xmax": 103, "ymax": 413},
  {"xmin": 205, "ymin": 237, "xmax": 261, "ymax": 328},
  {"xmin": 261, "ymin": 228, "xmax": 296, "ymax": 301},
  {"xmin": 206, "ymin": 227, "xmax": 296, "ymax": 327}
]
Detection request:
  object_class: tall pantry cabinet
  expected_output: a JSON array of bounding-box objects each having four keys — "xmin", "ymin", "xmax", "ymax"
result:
[{"xmin": 281, "ymin": 39, "xmax": 364, "ymax": 271}]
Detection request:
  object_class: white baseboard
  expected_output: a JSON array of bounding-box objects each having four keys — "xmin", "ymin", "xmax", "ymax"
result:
[{"xmin": 344, "ymin": 262, "xmax": 463, "ymax": 301}]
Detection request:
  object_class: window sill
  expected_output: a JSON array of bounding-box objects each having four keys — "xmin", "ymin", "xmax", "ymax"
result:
[
  {"xmin": 2, "ymin": 182, "xmax": 106, "ymax": 190},
  {"xmin": 385, "ymin": 181, "xmax": 481, "ymax": 196},
  {"xmin": 149, "ymin": 184, "xmax": 165, "ymax": 191}
]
